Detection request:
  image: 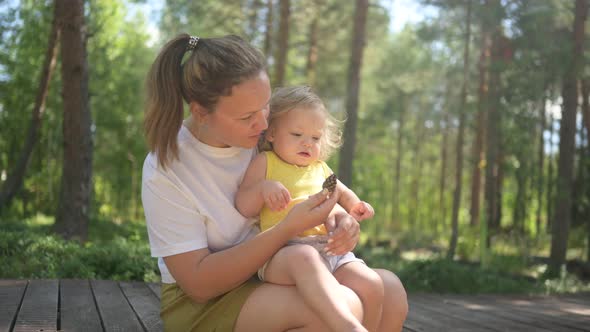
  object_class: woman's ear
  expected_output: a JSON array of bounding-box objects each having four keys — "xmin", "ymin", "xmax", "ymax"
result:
[{"xmin": 189, "ymin": 101, "xmax": 209, "ymax": 123}]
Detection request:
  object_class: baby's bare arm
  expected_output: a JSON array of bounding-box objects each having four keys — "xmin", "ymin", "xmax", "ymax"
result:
[
  {"xmin": 235, "ymin": 153, "xmax": 268, "ymax": 217},
  {"xmin": 336, "ymin": 180, "xmax": 362, "ymax": 212}
]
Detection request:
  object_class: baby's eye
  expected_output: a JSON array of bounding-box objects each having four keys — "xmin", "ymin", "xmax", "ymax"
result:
[
  {"xmin": 312, "ymin": 136, "xmax": 320, "ymax": 141},
  {"xmin": 291, "ymin": 132, "xmax": 302, "ymax": 137},
  {"xmin": 240, "ymin": 115, "xmax": 253, "ymax": 121}
]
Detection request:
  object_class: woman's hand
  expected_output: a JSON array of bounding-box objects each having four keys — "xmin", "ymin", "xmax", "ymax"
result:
[
  {"xmin": 324, "ymin": 210, "xmax": 360, "ymax": 256},
  {"xmin": 281, "ymin": 188, "xmax": 339, "ymax": 236}
]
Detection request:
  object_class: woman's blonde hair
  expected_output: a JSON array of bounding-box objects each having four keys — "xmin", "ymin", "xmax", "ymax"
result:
[
  {"xmin": 259, "ymin": 86, "xmax": 343, "ymax": 161},
  {"xmin": 144, "ymin": 34, "xmax": 266, "ymax": 168}
]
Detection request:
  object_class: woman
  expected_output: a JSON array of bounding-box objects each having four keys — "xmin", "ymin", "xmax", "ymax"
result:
[{"xmin": 141, "ymin": 34, "xmax": 408, "ymax": 331}]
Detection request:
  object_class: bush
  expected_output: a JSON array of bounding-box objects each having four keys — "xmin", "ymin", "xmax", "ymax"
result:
[
  {"xmin": 395, "ymin": 259, "xmax": 538, "ymax": 294},
  {"xmin": 0, "ymin": 227, "xmax": 159, "ymax": 282}
]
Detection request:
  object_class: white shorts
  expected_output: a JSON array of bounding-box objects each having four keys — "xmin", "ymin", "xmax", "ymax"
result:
[{"xmin": 258, "ymin": 235, "xmax": 365, "ymax": 281}]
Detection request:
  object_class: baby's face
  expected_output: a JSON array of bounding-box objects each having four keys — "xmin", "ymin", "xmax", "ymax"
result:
[{"xmin": 267, "ymin": 107, "xmax": 326, "ymax": 167}]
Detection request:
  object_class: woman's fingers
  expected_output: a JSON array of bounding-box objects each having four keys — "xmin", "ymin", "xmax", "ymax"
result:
[
  {"xmin": 325, "ymin": 213, "xmax": 360, "ymax": 255},
  {"xmin": 326, "ymin": 229, "xmax": 353, "ymax": 255}
]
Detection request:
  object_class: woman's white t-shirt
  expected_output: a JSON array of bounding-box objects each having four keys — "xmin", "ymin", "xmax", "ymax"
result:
[{"xmin": 141, "ymin": 125, "xmax": 259, "ymax": 283}]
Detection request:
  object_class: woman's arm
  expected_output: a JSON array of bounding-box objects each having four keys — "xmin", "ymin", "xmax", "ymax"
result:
[{"xmin": 165, "ymin": 188, "xmax": 339, "ymax": 303}]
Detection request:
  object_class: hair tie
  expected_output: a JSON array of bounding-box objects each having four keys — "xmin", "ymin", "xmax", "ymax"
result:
[{"xmin": 187, "ymin": 36, "xmax": 200, "ymax": 51}]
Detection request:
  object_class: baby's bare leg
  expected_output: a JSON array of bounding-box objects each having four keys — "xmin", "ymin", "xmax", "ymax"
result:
[
  {"xmin": 263, "ymin": 244, "xmax": 367, "ymax": 332},
  {"xmin": 334, "ymin": 262, "xmax": 385, "ymax": 332}
]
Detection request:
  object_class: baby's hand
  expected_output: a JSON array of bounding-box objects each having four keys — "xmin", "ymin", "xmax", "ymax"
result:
[
  {"xmin": 349, "ymin": 201, "xmax": 374, "ymax": 221},
  {"xmin": 262, "ymin": 180, "xmax": 291, "ymax": 211}
]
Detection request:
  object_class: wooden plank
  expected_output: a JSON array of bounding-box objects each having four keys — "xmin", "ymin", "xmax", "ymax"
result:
[
  {"xmin": 402, "ymin": 325, "xmax": 420, "ymax": 332},
  {"xmin": 437, "ymin": 294, "xmax": 583, "ymax": 332},
  {"xmin": 60, "ymin": 279, "xmax": 102, "ymax": 332},
  {"xmin": 407, "ymin": 295, "xmax": 495, "ymax": 332},
  {"xmin": 91, "ymin": 280, "xmax": 144, "ymax": 332},
  {"xmin": 410, "ymin": 294, "xmax": 551, "ymax": 332},
  {"xmin": 405, "ymin": 303, "xmax": 455, "ymax": 332},
  {"xmin": 405, "ymin": 301, "xmax": 447, "ymax": 332},
  {"xmin": 147, "ymin": 283, "xmax": 160, "ymax": 300},
  {"xmin": 120, "ymin": 282, "xmax": 163, "ymax": 332},
  {"xmin": 12, "ymin": 279, "xmax": 58, "ymax": 332},
  {"xmin": 0, "ymin": 280, "xmax": 27, "ymax": 332},
  {"xmin": 475, "ymin": 294, "xmax": 590, "ymax": 330},
  {"xmin": 557, "ymin": 294, "xmax": 590, "ymax": 307}
]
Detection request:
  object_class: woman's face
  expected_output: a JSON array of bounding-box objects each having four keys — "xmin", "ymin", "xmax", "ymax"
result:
[{"xmin": 198, "ymin": 71, "xmax": 271, "ymax": 149}]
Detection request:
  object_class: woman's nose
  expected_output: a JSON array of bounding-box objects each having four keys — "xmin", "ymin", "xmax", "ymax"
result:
[{"xmin": 253, "ymin": 110, "xmax": 268, "ymax": 131}]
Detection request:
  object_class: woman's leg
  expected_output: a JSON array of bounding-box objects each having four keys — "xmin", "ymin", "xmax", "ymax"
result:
[
  {"xmin": 234, "ymin": 280, "xmax": 363, "ymax": 331},
  {"xmin": 372, "ymin": 269, "xmax": 408, "ymax": 332},
  {"xmin": 334, "ymin": 262, "xmax": 384, "ymax": 332},
  {"xmin": 235, "ymin": 244, "xmax": 365, "ymax": 332}
]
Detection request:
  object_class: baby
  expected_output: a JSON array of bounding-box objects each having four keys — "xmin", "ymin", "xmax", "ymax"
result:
[{"xmin": 235, "ymin": 86, "xmax": 383, "ymax": 332}]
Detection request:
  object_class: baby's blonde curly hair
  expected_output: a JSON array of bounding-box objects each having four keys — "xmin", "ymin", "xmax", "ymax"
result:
[{"xmin": 258, "ymin": 86, "xmax": 343, "ymax": 161}]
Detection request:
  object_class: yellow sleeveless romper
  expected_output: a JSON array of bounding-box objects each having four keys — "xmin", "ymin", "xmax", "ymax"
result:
[{"xmin": 259, "ymin": 151, "xmax": 332, "ymax": 237}]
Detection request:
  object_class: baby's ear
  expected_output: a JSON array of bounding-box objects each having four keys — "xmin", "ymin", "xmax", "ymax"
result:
[{"xmin": 265, "ymin": 127, "xmax": 275, "ymax": 141}]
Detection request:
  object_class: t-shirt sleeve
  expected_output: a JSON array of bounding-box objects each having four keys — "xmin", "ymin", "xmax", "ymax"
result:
[{"xmin": 142, "ymin": 160, "xmax": 208, "ymax": 258}]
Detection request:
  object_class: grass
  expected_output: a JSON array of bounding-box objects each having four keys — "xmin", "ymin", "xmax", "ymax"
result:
[{"xmin": 1, "ymin": 213, "xmax": 589, "ymax": 294}]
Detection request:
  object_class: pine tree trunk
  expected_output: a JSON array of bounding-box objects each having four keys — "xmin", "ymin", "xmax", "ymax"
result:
[
  {"xmin": 513, "ymin": 158, "xmax": 527, "ymax": 234},
  {"xmin": 439, "ymin": 97, "xmax": 449, "ymax": 233},
  {"xmin": 274, "ymin": 0, "xmax": 289, "ymax": 86},
  {"xmin": 470, "ymin": 15, "xmax": 491, "ymax": 227},
  {"xmin": 495, "ymin": 149, "xmax": 505, "ymax": 229},
  {"xmin": 338, "ymin": 0, "xmax": 368, "ymax": 186},
  {"xmin": 546, "ymin": 112, "xmax": 555, "ymax": 234},
  {"xmin": 53, "ymin": 0, "xmax": 93, "ymax": 242},
  {"xmin": 484, "ymin": 22, "xmax": 503, "ymax": 233},
  {"xmin": 582, "ymin": 79, "xmax": 590, "ymax": 138},
  {"xmin": 0, "ymin": 3, "xmax": 60, "ymax": 211},
  {"xmin": 549, "ymin": 0, "xmax": 589, "ymax": 275},
  {"xmin": 264, "ymin": 0, "xmax": 273, "ymax": 59},
  {"xmin": 305, "ymin": 7, "xmax": 319, "ymax": 86},
  {"xmin": 448, "ymin": 0, "xmax": 472, "ymax": 259},
  {"xmin": 247, "ymin": 0, "xmax": 263, "ymax": 41},
  {"xmin": 392, "ymin": 100, "xmax": 405, "ymax": 224},
  {"xmin": 536, "ymin": 92, "xmax": 547, "ymax": 235},
  {"xmin": 582, "ymin": 79, "xmax": 590, "ymax": 261},
  {"xmin": 410, "ymin": 113, "xmax": 423, "ymax": 231}
]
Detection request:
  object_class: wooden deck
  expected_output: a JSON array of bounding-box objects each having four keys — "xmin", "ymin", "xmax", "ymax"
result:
[{"xmin": 1, "ymin": 279, "xmax": 589, "ymax": 332}]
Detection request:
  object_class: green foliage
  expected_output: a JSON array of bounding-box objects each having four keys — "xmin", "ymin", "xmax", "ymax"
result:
[
  {"xmin": 358, "ymin": 243, "xmax": 589, "ymax": 294},
  {"xmin": 0, "ymin": 218, "xmax": 159, "ymax": 282},
  {"xmin": 0, "ymin": 0, "xmax": 588, "ymax": 294},
  {"xmin": 397, "ymin": 259, "xmax": 537, "ymax": 294}
]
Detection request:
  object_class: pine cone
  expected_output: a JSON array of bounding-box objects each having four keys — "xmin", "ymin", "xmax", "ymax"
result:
[{"xmin": 322, "ymin": 174, "xmax": 337, "ymax": 193}]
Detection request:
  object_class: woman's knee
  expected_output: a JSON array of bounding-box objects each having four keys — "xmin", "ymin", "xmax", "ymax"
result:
[
  {"xmin": 358, "ymin": 267, "xmax": 385, "ymax": 303},
  {"xmin": 374, "ymin": 268, "xmax": 408, "ymax": 316},
  {"xmin": 338, "ymin": 264, "xmax": 385, "ymax": 305}
]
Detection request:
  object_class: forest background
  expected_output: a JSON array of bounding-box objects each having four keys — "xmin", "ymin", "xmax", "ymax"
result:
[{"xmin": 1, "ymin": 0, "xmax": 590, "ymax": 294}]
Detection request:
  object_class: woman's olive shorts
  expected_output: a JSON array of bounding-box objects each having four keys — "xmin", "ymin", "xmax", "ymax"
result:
[{"xmin": 160, "ymin": 278, "xmax": 261, "ymax": 332}]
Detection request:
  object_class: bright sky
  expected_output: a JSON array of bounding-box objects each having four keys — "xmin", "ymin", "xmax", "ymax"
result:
[
  {"xmin": 387, "ymin": 0, "xmax": 436, "ymax": 32},
  {"xmin": 128, "ymin": 0, "xmax": 433, "ymax": 45}
]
